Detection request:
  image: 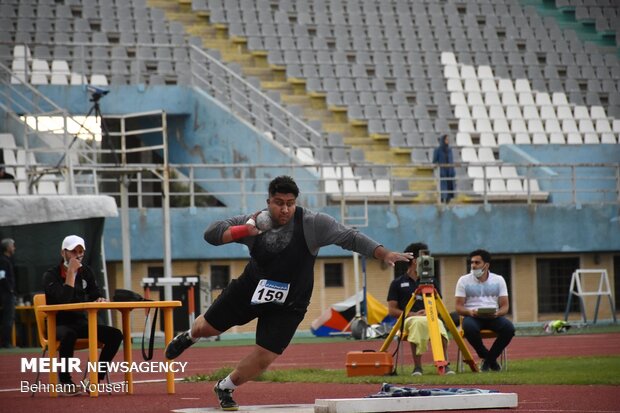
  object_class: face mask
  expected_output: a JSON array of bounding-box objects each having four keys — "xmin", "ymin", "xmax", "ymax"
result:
[{"xmin": 472, "ymin": 267, "xmax": 485, "ymax": 278}]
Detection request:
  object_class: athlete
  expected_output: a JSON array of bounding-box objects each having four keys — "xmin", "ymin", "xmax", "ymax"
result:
[{"xmin": 165, "ymin": 176, "xmax": 413, "ymax": 410}]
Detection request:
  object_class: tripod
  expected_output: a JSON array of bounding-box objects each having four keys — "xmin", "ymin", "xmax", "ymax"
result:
[
  {"xmin": 379, "ymin": 283, "xmax": 478, "ymax": 374},
  {"xmin": 54, "ymin": 88, "xmax": 119, "ymax": 171}
]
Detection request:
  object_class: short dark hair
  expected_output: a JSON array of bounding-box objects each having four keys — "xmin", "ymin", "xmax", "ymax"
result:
[
  {"xmin": 469, "ymin": 249, "xmax": 491, "ymax": 263},
  {"xmin": 394, "ymin": 242, "xmax": 427, "ymax": 277},
  {"xmin": 404, "ymin": 242, "xmax": 429, "ymax": 259},
  {"xmin": 269, "ymin": 175, "xmax": 299, "ymax": 198}
]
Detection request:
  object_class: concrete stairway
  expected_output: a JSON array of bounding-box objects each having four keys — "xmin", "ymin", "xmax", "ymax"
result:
[{"xmin": 147, "ymin": 0, "xmax": 436, "ymax": 198}]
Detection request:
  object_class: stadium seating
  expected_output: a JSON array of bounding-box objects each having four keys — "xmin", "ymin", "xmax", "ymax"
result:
[{"xmin": 2, "ymin": 0, "xmax": 618, "ymax": 202}]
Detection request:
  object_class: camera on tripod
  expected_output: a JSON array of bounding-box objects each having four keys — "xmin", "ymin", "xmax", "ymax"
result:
[
  {"xmin": 87, "ymin": 85, "xmax": 109, "ymax": 102},
  {"xmin": 416, "ymin": 250, "xmax": 435, "ymax": 284}
]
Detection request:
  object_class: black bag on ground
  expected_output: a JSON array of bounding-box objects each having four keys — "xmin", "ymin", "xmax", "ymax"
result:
[{"xmin": 112, "ymin": 289, "xmax": 157, "ymax": 361}]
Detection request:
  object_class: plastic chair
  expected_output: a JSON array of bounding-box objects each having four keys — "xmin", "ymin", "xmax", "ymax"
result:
[
  {"xmin": 31, "ymin": 294, "xmax": 107, "ymax": 396},
  {"xmin": 455, "ymin": 315, "xmax": 508, "ymax": 372}
]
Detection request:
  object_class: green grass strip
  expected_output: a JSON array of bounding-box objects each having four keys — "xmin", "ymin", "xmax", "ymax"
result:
[{"xmin": 183, "ymin": 355, "xmax": 620, "ymax": 386}]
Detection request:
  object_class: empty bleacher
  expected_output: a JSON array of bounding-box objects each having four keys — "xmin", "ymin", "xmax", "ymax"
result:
[
  {"xmin": 0, "ymin": 133, "xmax": 66, "ymax": 195},
  {"xmin": 2, "ymin": 0, "xmax": 619, "ymax": 203},
  {"xmin": 1, "ymin": 0, "xmax": 193, "ymax": 86}
]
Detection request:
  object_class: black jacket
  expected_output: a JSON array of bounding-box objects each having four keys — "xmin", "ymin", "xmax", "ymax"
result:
[
  {"xmin": 42, "ymin": 262, "xmax": 102, "ymax": 325},
  {"xmin": 0, "ymin": 254, "xmax": 15, "ymax": 294}
]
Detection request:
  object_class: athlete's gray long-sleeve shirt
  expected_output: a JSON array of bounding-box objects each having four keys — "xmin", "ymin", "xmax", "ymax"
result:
[{"xmin": 204, "ymin": 208, "xmax": 380, "ymax": 258}]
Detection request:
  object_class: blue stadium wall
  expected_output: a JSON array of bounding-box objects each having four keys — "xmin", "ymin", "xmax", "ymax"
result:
[{"xmin": 4, "ymin": 85, "xmax": 619, "ymax": 260}]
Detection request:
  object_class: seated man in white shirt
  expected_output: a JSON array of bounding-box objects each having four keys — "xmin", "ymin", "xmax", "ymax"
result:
[{"xmin": 455, "ymin": 249, "xmax": 515, "ymax": 371}]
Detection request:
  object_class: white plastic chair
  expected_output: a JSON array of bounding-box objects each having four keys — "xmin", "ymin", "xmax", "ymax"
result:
[
  {"xmin": 450, "ymin": 92, "xmax": 467, "ymax": 105},
  {"xmin": 447, "ymin": 78, "xmax": 463, "ymax": 92},
  {"xmin": 600, "ymin": 134, "xmax": 616, "ymax": 144},
  {"xmin": 493, "ymin": 119, "xmax": 510, "ymax": 134},
  {"xmin": 497, "ymin": 79, "xmax": 514, "ymax": 93},
  {"xmin": 549, "ymin": 133, "xmax": 566, "ymax": 144},
  {"xmin": 506, "ymin": 178, "xmax": 523, "ymax": 193},
  {"xmin": 454, "ymin": 105, "xmax": 471, "ymax": 119},
  {"xmin": 472, "ymin": 105, "xmax": 489, "ymax": 119},
  {"xmin": 477, "ymin": 66, "xmax": 494, "ymax": 79},
  {"xmin": 511, "ymin": 119, "xmax": 527, "ymax": 134},
  {"xmin": 552, "ymin": 92, "xmax": 569, "ymax": 106},
  {"xmin": 583, "ymin": 133, "xmax": 599, "ymax": 144},
  {"xmin": 562, "ymin": 120, "xmax": 579, "ymax": 134},
  {"xmin": 467, "ymin": 92, "xmax": 484, "ymax": 105},
  {"xmin": 501, "ymin": 92, "xmax": 518, "ymax": 106},
  {"xmin": 461, "ymin": 147, "xmax": 479, "ymax": 163},
  {"xmin": 460, "ymin": 65, "xmax": 477, "ymax": 80},
  {"xmin": 488, "ymin": 105, "xmax": 506, "ymax": 119},
  {"xmin": 573, "ymin": 106, "xmax": 590, "ymax": 120},
  {"xmin": 478, "ymin": 147, "xmax": 496, "ymax": 163},
  {"xmin": 595, "ymin": 119, "xmax": 611, "ymax": 133},
  {"xmin": 443, "ymin": 65, "xmax": 460, "ymax": 79},
  {"xmin": 505, "ymin": 105, "xmax": 523, "ymax": 120},
  {"xmin": 514, "ymin": 133, "xmax": 531, "ymax": 144},
  {"xmin": 440, "ymin": 51, "xmax": 457, "ymax": 65},
  {"xmin": 556, "ymin": 106, "xmax": 573, "ymax": 120},
  {"xmin": 480, "ymin": 133, "xmax": 497, "ymax": 148},
  {"xmin": 484, "ymin": 92, "xmax": 501, "ymax": 106},
  {"xmin": 341, "ymin": 167, "xmax": 358, "ymax": 194},
  {"xmin": 566, "ymin": 133, "xmax": 583, "ymax": 144},
  {"xmin": 497, "ymin": 133, "xmax": 513, "ymax": 145},
  {"xmin": 458, "ymin": 119, "xmax": 476, "ymax": 133},
  {"xmin": 514, "ymin": 79, "xmax": 531, "ymax": 93},
  {"xmin": 0, "ymin": 181, "xmax": 17, "ymax": 195},
  {"xmin": 90, "ymin": 74, "xmax": 109, "ymax": 86},
  {"xmin": 480, "ymin": 79, "xmax": 497, "ymax": 92},
  {"xmin": 532, "ymin": 133, "xmax": 548, "ymax": 144},
  {"xmin": 523, "ymin": 105, "xmax": 540, "ymax": 120},
  {"xmin": 539, "ymin": 106, "xmax": 557, "ymax": 120},
  {"xmin": 528, "ymin": 119, "xmax": 544, "ymax": 133},
  {"xmin": 476, "ymin": 119, "xmax": 493, "ymax": 133},
  {"xmin": 489, "ymin": 178, "xmax": 507, "ymax": 193},
  {"xmin": 456, "ymin": 133, "xmax": 473, "ymax": 147},
  {"xmin": 578, "ymin": 119, "xmax": 595, "ymax": 134},
  {"xmin": 518, "ymin": 92, "xmax": 535, "ymax": 106}
]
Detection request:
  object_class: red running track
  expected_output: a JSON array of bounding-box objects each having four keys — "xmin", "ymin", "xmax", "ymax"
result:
[{"xmin": 0, "ymin": 333, "xmax": 618, "ymax": 413}]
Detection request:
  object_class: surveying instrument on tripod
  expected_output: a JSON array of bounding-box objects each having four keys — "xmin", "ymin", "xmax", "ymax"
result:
[{"xmin": 379, "ymin": 251, "xmax": 478, "ymax": 375}]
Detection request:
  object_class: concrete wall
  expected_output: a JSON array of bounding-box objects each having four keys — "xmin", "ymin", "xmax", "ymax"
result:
[
  {"xmin": 105, "ymin": 251, "xmax": 617, "ymax": 333},
  {"xmin": 102, "ymin": 203, "xmax": 620, "ymax": 261}
]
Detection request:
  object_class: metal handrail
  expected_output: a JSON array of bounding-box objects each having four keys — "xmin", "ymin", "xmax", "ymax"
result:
[{"xmin": 188, "ymin": 45, "xmax": 323, "ymax": 152}]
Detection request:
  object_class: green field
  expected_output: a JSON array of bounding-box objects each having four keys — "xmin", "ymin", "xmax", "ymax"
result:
[{"xmin": 185, "ymin": 355, "xmax": 620, "ymax": 386}]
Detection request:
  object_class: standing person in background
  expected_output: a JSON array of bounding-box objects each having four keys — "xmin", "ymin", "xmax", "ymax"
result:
[
  {"xmin": 432, "ymin": 134, "xmax": 456, "ymax": 203},
  {"xmin": 387, "ymin": 242, "xmax": 454, "ymax": 376},
  {"xmin": 165, "ymin": 175, "xmax": 414, "ymax": 411},
  {"xmin": 455, "ymin": 249, "xmax": 515, "ymax": 371},
  {"xmin": 0, "ymin": 238, "xmax": 16, "ymax": 348}
]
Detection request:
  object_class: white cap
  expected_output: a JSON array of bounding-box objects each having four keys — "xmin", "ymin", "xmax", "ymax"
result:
[{"xmin": 61, "ymin": 235, "xmax": 85, "ymax": 251}]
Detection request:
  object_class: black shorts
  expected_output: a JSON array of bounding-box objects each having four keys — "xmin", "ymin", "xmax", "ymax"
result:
[{"xmin": 204, "ymin": 276, "xmax": 307, "ymax": 354}]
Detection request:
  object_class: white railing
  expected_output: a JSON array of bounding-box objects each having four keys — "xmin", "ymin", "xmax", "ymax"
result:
[{"xmin": 2, "ymin": 161, "xmax": 610, "ymax": 207}]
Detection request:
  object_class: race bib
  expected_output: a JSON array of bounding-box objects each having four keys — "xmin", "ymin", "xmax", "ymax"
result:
[{"xmin": 251, "ymin": 279, "xmax": 290, "ymax": 305}]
